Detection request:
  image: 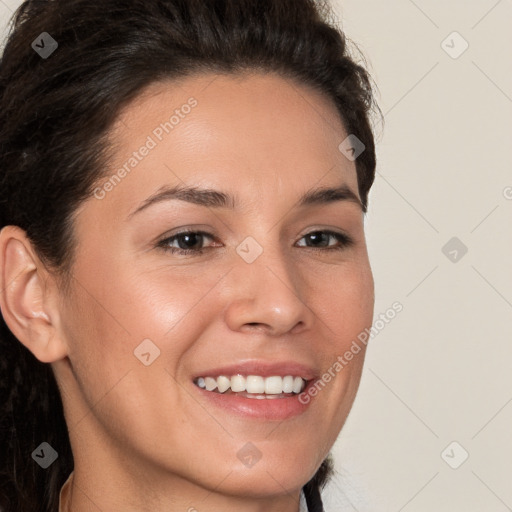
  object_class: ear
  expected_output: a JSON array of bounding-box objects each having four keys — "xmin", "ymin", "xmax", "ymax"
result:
[{"xmin": 0, "ymin": 225, "xmax": 68, "ymax": 363}]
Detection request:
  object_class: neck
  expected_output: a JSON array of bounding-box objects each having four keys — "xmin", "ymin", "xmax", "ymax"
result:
[{"xmin": 62, "ymin": 468, "xmax": 305, "ymax": 512}]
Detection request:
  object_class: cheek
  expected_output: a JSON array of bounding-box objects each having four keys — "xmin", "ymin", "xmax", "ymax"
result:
[
  {"xmin": 64, "ymin": 260, "xmax": 225, "ymax": 399},
  {"xmin": 60, "ymin": 266, "xmax": 195, "ymax": 451},
  {"xmin": 314, "ymin": 260, "xmax": 374, "ymax": 343},
  {"xmin": 305, "ymin": 262, "xmax": 373, "ymax": 425}
]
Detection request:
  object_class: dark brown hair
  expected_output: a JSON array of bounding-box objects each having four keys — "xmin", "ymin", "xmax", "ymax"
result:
[{"xmin": 0, "ymin": 1, "xmax": 379, "ymax": 510}]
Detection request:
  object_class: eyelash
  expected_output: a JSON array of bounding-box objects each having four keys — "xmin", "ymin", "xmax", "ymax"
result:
[{"xmin": 156, "ymin": 229, "xmax": 354, "ymax": 255}]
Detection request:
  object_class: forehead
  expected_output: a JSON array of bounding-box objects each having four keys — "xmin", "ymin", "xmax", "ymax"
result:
[{"xmin": 91, "ymin": 72, "xmax": 359, "ymax": 219}]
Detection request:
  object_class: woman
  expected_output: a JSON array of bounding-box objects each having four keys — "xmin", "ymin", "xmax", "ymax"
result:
[{"xmin": 0, "ymin": 0, "xmax": 380, "ymax": 510}]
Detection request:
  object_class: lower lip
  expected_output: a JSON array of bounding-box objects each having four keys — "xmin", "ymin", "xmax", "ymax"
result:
[{"xmin": 193, "ymin": 381, "xmax": 316, "ymax": 420}]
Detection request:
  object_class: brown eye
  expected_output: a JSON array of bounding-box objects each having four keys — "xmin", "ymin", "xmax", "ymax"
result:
[
  {"xmin": 296, "ymin": 230, "xmax": 353, "ymax": 250},
  {"xmin": 157, "ymin": 231, "xmax": 216, "ymax": 255}
]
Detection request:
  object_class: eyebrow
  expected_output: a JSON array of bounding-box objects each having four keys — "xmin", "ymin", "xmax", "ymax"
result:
[{"xmin": 126, "ymin": 182, "xmax": 363, "ymax": 221}]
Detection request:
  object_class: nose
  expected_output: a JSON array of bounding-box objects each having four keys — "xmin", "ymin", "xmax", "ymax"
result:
[{"xmin": 223, "ymin": 245, "xmax": 315, "ymax": 337}]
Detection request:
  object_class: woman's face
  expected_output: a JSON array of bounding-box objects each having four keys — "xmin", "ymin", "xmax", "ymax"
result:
[{"xmin": 53, "ymin": 72, "xmax": 374, "ymax": 507}]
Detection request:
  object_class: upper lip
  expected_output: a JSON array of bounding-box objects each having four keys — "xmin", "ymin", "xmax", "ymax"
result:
[{"xmin": 192, "ymin": 360, "xmax": 318, "ymax": 381}]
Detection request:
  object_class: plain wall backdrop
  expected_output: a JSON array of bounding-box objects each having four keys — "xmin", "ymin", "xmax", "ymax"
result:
[{"xmin": 1, "ymin": 1, "xmax": 511, "ymax": 511}]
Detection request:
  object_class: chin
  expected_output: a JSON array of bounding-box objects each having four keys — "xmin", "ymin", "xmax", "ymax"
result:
[{"xmin": 214, "ymin": 455, "xmax": 319, "ymax": 498}]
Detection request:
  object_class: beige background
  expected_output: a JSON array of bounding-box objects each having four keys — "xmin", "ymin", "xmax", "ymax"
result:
[{"xmin": 1, "ymin": 1, "xmax": 511, "ymax": 510}]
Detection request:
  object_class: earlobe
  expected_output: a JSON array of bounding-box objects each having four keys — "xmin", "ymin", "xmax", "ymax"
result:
[{"xmin": 0, "ymin": 225, "xmax": 68, "ymax": 363}]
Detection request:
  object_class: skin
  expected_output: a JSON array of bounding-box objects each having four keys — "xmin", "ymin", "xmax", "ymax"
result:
[{"xmin": 0, "ymin": 72, "xmax": 374, "ymax": 512}]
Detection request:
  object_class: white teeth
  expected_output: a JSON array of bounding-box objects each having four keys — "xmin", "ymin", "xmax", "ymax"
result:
[
  {"xmin": 264, "ymin": 376, "xmax": 283, "ymax": 394},
  {"xmin": 195, "ymin": 374, "xmax": 308, "ymax": 395},
  {"xmin": 246, "ymin": 375, "xmax": 265, "ymax": 394},
  {"xmin": 204, "ymin": 377, "xmax": 217, "ymax": 391},
  {"xmin": 231, "ymin": 375, "xmax": 246, "ymax": 392},
  {"xmin": 282, "ymin": 375, "xmax": 294, "ymax": 393},
  {"xmin": 292, "ymin": 376, "xmax": 304, "ymax": 394},
  {"xmin": 216, "ymin": 375, "xmax": 231, "ymax": 393}
]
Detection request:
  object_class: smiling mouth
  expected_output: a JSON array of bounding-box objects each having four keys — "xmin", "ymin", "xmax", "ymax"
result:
[{"xmin": 193, "ymin": 374, "xmax": 307, "ymax": 399}]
